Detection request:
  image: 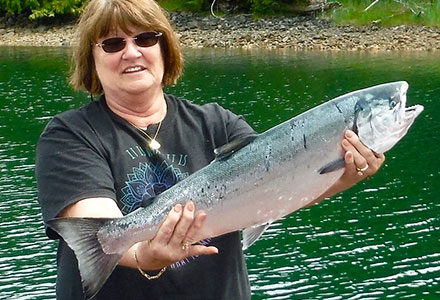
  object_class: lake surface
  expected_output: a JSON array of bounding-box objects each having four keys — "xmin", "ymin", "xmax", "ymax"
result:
[{"xmin": 1, "ymin": 47, "xmax": 439, "ymax": 299}]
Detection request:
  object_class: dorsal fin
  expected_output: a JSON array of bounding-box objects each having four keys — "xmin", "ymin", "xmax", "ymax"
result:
[{"xmin": 214, "ymin": 134, "xmax": 259, "ymax": 161}]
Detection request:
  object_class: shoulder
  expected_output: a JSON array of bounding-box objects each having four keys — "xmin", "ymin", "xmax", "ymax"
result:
[
  {"xmin": 165, "ymin": 94, "xmax": 255, "ymax": 144},
  {"xmin": 165, "ymin": 94, "xmax": 240, "ymax": 123},
  {"xmin": 36, "ymin": 99, "xmax": 114, "ymax": 160},
  {"xmin": 41, "ymin": 99, "xmax": 106, "ymax": 136}
]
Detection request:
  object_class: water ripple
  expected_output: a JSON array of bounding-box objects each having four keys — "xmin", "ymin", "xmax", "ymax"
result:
[{"xmin": 2, "ymin": 47, "xmax": 440, "ymax": 299}]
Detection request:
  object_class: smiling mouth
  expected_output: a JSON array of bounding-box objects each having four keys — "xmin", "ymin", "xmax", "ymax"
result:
[{"xmin": 123, "ymin": 66, "xmax": 145, "ymax": 73}]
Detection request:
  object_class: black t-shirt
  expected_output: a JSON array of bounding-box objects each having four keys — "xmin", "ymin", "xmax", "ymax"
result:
[{"xmin": 36, "ymin": 94, "xmax": 255, "ymax": 300}]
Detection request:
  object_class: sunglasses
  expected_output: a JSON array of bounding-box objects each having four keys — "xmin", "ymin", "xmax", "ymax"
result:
[{"xmin": 95, "ymin": 31, "xmax": 163, "ymax": 53}]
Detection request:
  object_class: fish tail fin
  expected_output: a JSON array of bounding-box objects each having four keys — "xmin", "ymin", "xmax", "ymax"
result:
[{"xmin": 47, "ymin": 217, "xmax": 122, "ymax": 299}]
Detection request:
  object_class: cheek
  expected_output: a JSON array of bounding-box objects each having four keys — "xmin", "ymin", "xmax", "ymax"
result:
[
  {"xmin": 156, "ymin": 53, "xmax": 166, "ymax": 82},
  {"xmin": 92, "ymin": 51, "xmax": 105, "ymax": 78},
  {"xmin": 94, "ymin": 54, "xmax": 120, "ymax": 80},
  {"xmin": 143, "ymin": 46, "xmax": 165, "ymax": 71}
]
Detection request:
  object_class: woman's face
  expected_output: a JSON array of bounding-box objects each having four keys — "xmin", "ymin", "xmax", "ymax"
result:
[{"xmin": 93, "ymin": 26, "xmax": 165, "ymax": 98}]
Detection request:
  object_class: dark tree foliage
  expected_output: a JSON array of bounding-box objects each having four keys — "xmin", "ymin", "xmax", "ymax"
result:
[{"xmin": 0, "ymin": 0, "xmax": 298, "ymax": 20}]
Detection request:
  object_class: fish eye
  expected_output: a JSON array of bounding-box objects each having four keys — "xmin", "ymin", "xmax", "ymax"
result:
[{"xmin": 389, "ymin": 99, "xmax": 397, "ymax": 109}]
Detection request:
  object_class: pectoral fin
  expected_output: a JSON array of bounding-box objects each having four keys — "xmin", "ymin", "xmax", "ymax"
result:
[{"xmin": 318, "ymin": 157, "xmax": 345, "ymax": 174}]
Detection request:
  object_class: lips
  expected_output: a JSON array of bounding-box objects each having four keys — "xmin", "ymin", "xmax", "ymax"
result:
[{"xmin": 123, "ymin": 65, "xmax": 146, "ymax": 73}]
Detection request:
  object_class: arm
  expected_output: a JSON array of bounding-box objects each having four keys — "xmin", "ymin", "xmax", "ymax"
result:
[
  {"xmin": 308, "ymin": 130, "xmax": 386, "ymax": 206},
  {"xmin": 58, "ymin": 198, "xmax": 218, "ymax": 272}
]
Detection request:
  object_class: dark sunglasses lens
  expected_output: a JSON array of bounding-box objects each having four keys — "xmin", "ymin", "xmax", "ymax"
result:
[
  {"xmin": 102, "ymin": 38, "xmax": 126, "ymax": 53},
  {"xmin": 135, "ymin": 32, "xmax": 160, "ymax": 47}
]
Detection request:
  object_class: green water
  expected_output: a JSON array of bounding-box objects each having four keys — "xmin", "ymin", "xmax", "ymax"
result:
[{"xmin": 1, "ymin": 47, "xmax": 439, "ymax": 299}]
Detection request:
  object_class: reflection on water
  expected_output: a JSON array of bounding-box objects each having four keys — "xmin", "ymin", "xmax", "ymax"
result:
[{"xmin": 1, "ymin": 47, "xmax": 439, "ymax": 299}]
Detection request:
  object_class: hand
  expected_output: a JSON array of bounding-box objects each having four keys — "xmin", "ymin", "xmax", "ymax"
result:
[
  {"xmin": 339, "ymin": 130, "xmax": 385, "ymax": 188},
  {"xmin": 309, "ymin": 130, "xmax": 385, "ymax": 205},
  {"xmin": 134, "ymin": 201, "xmax": 218, "ymax": 271}
]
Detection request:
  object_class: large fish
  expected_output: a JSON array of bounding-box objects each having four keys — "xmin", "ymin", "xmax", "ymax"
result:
[{"xmin": 47, "ymin": 81, "xmax": 423, "ymax": 299}]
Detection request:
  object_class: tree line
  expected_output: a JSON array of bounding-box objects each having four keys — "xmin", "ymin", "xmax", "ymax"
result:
[{"xmin": 0, "ymin": 0, "xmax": 300, "ymax": 20}]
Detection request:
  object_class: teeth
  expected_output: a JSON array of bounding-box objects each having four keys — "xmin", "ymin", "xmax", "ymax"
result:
[{"xmin": 125, "ymin": 66, "xmax": 143, "ymax": 73}]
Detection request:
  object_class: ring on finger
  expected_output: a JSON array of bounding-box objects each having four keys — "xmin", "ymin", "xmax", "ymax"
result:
[
  {"xmin": 356, "ymin": 163, "xmax": 369, "ymax": 173},
  {"xmin": 356, "ymin": 164, "xmax": 368, "ymax": 176},
  {"xmin": 181, "ymin": 241, "xmax": 191, "ymax": 252}
]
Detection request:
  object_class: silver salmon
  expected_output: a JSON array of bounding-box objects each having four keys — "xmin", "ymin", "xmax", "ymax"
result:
[{"xmin": 47, "ymin": 81, "xmax": 423, "ymax": 299}]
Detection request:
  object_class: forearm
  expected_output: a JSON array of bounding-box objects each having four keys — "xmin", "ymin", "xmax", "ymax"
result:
[
  {"xmin": 118, "ymin": 242, "xmax": 164, "ymax": 271},
  {"xmin": 118, "ymin": 244, "xmax": 138, "ymax": 269}
]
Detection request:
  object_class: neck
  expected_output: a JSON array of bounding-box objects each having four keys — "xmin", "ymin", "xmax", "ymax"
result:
[{"xmin": 105, "ymin": 90, "xmax": 167, "ymax": 128}]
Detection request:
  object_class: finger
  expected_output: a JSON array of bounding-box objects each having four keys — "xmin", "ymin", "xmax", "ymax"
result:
[
  {"xmin": 342, "ymin": 138, "xmax": 368, "ymax": 171},
  {"xmin": 153, "ymin": 204, "xmax": 182, "ymax": 245},
  {"xmin": 343, "ymin": 150, "xmax": 356, "ymax": 174},
  {"xmin": 368, "ymin": 152, "xmax": 386, "ymax": 175},
  {"xmin": 183, "ymin": 211, "xmax": 208, "ymax": 246},
  {"xmin": 344, "ymin": 130, "xmax": 375, "ymax": 162},
  {"xmin": 344, "ymin": 131, "xmax": 387, "ymax": 174},
  {"xmin": 352, "ymin": 149, "xmax": 368, "ymax": 172},
  {"xmin": 344, "ymin": 150, "xmax": 367, "ymax": 178},
  {"xmin": 187, "ymin": 244, "xmax": 219, "ymax": 257},
  {"xmin": 168, "ymin": 201, "xmax": 195, "ymax": 247}
]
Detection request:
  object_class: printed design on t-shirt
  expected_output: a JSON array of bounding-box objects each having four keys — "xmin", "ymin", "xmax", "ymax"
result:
[{"xmin": 120, "ymin": 161, "xmax": 188, "ymax": 214}]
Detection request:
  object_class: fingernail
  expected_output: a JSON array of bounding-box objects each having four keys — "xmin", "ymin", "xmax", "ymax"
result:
[
  {"xmin": 174, "ymin": 204, "xmax": 182, "ymax": 212},
  {"xmin": 187, "ymin": 201, "xmax": 194, "ymax": 212},
  {"xmin": 342, "ymin": 139, "xmax": 350, "ymax": 147},
  {"xmin": 198, "ymin": 213, "xmax": 207, "ymax": 222},
  {"xmin": 345, "ymin": 130, "xmax": 353, "ymax": 138}
]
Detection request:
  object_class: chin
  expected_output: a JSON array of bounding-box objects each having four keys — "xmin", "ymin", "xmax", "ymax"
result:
[{"xmin": 126, "ymin": 83, "xmax": 160, "ymax": 95}]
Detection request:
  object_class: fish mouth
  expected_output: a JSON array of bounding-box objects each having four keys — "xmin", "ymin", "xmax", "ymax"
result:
[
  {"xmin": 387, "ymin": 89, "xmax": 424, "ymax": 152},
  {"xmin": 404, "ymin": 104, "xmax": 424, "ymax": 118},
  {"xmin": 397, "ymin": 82, "xmax": 423, "ymax": 122}
]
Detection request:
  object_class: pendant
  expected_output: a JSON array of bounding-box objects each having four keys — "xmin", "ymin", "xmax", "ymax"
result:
[{"xmin": 149, "ymin": 139, "xmax": 161, "ymax": 150}]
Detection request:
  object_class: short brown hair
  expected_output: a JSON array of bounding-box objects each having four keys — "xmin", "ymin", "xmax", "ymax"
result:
[{"xmin": 70, "ymin": 0, "xmax": 183, "ymax": 95}]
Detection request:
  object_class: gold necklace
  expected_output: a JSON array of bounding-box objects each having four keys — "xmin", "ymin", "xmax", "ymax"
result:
[{"xmin": 130, "ymin": 120, "xmax": 162, "ymax": 150}]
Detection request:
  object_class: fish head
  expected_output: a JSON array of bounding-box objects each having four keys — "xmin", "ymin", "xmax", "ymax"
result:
[{"xmin": 354, "ymin": 81, "xmax": 424, "ymax": 153}]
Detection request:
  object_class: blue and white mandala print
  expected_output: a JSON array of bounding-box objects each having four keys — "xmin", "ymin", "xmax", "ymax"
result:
[{"xmin": 120, "ymin": 161, "xmax": 188, "ymax": 214}]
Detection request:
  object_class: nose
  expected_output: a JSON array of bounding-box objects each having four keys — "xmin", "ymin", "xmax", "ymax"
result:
[{"xmin": 122, "ymin": 39, "xmax": 142, "ymax": 59}]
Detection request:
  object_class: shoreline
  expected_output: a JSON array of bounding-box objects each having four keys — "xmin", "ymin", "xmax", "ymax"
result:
[{"xmin": 1, "ymin": 13, "xmax": 440, "ymax": 51}]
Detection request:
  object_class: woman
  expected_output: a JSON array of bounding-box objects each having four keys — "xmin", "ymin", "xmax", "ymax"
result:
[{"xmin": 36, "ymin": 0, "xmax": 384, "ymax": 299}]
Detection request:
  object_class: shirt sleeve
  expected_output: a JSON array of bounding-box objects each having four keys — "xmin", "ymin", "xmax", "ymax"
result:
[
  {"xmin": 36, "ymin": 114, "xmax": 116, "ymax": 239},
  {"xmin": 222, "ymin": 107, "xmax": 256, "ymax": 142}
]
